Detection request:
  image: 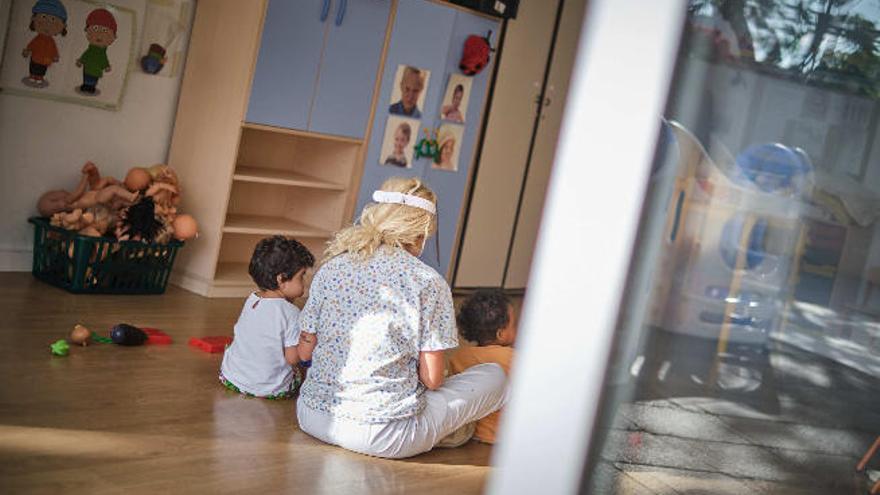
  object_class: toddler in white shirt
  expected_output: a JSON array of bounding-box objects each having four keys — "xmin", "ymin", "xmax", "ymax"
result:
[{"xmin": 219, "ymin": 235, "xmax": 315, "ymax": 399}]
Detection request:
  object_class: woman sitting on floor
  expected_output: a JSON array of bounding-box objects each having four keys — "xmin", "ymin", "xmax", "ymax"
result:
[{"xmin": 295, "ymin": 177, "xmax": 507, "ymax": 459}]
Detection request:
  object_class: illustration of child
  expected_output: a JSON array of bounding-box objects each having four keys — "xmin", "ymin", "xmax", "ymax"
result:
[
  {"xmin": 76, "ymin": 8, "xmax": 117, "ymax": 95},
  {"xmin": 21, "ymin": 0, "xmax": 68, "ymax": 88},
  {"xmin": 219, "ymin": 236, "xmax": 316, "ymax": 399},
  {"xmin": 384, "ymin": 122, "xmax": 412, "ymax": 167}
]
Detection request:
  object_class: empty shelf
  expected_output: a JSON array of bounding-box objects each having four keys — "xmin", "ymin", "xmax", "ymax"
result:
[
  {"xmin": 223, "ymin": 214, "xmax": 332, "ymax": 238},
  {"xmin": 233, "ymin": 167, "xmax": 346, "ymax": 190}
]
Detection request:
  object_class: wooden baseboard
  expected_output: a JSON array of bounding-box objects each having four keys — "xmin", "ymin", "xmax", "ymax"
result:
[
  {"xmin": 170, "ymin": 268, "xmax": 254, "ymax": 298},
  {"xmin": 0, "ymin": 247, "xmax": 32, "ymax": 271},
  {"xmin": 169, "ymin": 268, "xmax": 213, "ymax": 296}
]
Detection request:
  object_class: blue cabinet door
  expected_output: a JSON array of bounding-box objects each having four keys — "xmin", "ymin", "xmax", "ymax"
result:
[
  {"xmin": 309, "ymin": 0, "xmax": 392, "ymax": 139},
  {"xmin": 246, "ymin": 0, "xmax": 328, "ymax": 129}
]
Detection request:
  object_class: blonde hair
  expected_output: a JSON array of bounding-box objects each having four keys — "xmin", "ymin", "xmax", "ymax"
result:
[{"xmin": 323, "ymin": 177, "xmax": 437, "ymax": 262}]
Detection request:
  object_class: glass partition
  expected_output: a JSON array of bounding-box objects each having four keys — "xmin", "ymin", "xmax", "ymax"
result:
[{"xmin": 584, "ymin": 1, "xmax": 880, "ymax": 492}]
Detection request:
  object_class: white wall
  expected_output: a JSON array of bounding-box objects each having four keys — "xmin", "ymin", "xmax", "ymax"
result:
[
  {"xmin": 0, "ymin": 0, "xmax": 10, "ymax": 66},
  {"xmin": 0, "ymin": 5, "xmax": 192, "ymax": 271}
]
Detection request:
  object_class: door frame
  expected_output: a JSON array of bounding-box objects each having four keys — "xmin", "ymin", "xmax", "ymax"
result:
[{"xmin": 486, "ymin": 0, "xmax": 687, "ymax": 493}]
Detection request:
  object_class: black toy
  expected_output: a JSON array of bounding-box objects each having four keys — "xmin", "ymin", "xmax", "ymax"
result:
[{"xmin": 110, "ymin": 323, "xmax": 148, "ymax": 346}]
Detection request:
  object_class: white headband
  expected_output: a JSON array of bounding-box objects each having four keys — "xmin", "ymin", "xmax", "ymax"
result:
[{"xmin": 372, "ymin": 190, "xmax": 436, "ymax": 215}]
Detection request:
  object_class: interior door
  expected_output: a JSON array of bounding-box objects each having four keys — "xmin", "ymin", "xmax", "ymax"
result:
[
  {"xmin": 453, "ymin": 0, "xmax": 561, "ymax": 288},
  {"xmin": 503, "ymin": 0, "xmax": 588, "ymax": 288}
]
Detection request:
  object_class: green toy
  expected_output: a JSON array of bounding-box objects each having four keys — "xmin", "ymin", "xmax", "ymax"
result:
[
  {"xmin": 91, "ymin": 332, "xmax": 113, "ymax": 344},
  {"xmin": 414, "ymin": 128, "xmax": 439, "ymax": 161},
  {"xmin": 50, "ymin": 339, "xmax": 70, "ymax": 356}
]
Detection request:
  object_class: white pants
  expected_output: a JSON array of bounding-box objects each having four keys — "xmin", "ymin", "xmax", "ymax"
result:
[{"xmin": 296, "ymin": 363, "xmax": 507, "ymax": 459}]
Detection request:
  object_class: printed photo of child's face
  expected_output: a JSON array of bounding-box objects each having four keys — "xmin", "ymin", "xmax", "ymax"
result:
[
  {"xmin": 393, "ymin": 127, "xmax": 409, "ymax": 154},
  {"xmin": 433, "ymin": 124, "xmax": 463, "ymax": 172},
  {"xmin": 400, "ymin": 71, "xmax": 424, "ymax": 112},
  {"xmin": 33, "ymin": 13, "xmax": 65, "ymax": 36},
  {"xmin": 86, "ymin": 25, "xmax": 116, "ymax": 47},
  {"xmin": 380, "ymin": 116, "xmax": 418, "ymax": 168},
  {"xmin": 440, "ymin": 140, "xmax": 455, "ymax": 164},
  {"xmin": 451, "ymin": 87, "xmax": 463, "ymax": 108}
]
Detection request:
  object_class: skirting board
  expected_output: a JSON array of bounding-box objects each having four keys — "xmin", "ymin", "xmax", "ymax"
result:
[
  {"xmin": 0, "ymin": 248, "xmax": 32, "ymax": 271},
  {"xmin": 170, "ymin": 269, "xmax": 254, "ymax": 298}
]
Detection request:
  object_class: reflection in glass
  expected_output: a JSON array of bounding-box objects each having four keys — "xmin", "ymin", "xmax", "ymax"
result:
[{"xmin": 584, "ymin": 1, "xmax": 880, "ymax": 493}]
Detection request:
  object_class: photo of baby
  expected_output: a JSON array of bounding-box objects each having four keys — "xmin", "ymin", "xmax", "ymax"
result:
[
  {"xmin": 388, "ymin": 64, "xmax": 430, "ymax": 119},
  {"xmin": 440, "ymin": 74, "xmax": 471, "ymax": 123},
  {"xmin": 380, "ymin": 115, "xmax": 420, "ymax": 168},
  {"xmin": 432, "ymin": 124, "xmax": 464, "ymax": 172}
]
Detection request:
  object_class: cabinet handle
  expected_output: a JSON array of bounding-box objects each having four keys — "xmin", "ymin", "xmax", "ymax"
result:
[
  {"xmin": 335, "ymin": 0, "xmax": 347, "ymax": 26},
  {"xmin": 320, "ymin": 0, "xmax": 331, "ymax": 22}
]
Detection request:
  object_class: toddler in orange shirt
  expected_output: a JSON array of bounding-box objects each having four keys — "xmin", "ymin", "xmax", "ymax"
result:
[{"xmin": 447, "ymin": 289, "xmax": 516, "ymax": 444}]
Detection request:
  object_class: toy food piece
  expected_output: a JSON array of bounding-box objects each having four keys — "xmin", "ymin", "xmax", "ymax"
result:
[
  {"xmin": 70, "ymin": 324, "xmax": 92, "ymax": 346},
  {"xmin": 91, "ymin": 332, "xmax": 113, "ymax": 344},
  {"xmin": 125, "ymin": 167, "xmax": 152, "ymax": 191},
  {"xmin": 142, "ymin": 327, "xmax": 172, "ymax": 345},
  {"xmin": 172, "ymin": 214, "xmax": 198, "ymax": 241},
  {"xmin": 188, "ymin": 336, "xmax": 233, "ymax": 353},
  {"xmin": 110, "ymin": 323, "xmax": 149, "ymax": 346},
  {"xmin": 50, "ymin": 339, "xmax": 70, "ymax": 356}
]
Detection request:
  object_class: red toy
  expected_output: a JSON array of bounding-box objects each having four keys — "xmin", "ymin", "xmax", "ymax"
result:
[
  {"xmin": 142, "ymin": 327, "xmax": 172, "ymax": 345},
  {"xmin": 188, "ymin": 336, "xmax": 232, "ymax": 353},
  {"xmin": 460, "ymin": 33, "xmax": 492, "ymax": 75}
]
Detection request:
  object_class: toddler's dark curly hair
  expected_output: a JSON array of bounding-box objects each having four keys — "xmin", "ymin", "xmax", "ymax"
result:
[
  {"xmin": 248, "ymin": 235, "xmax": 315, "ymax": 290},
  {"xmin": 457, "ymin": 289, "xmax": 511, "ymax": 345}
]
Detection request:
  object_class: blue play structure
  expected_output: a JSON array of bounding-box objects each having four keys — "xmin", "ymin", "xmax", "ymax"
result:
[{"xmin": 649, "ymin": 122, "xmax": 813, "ymax": 345}]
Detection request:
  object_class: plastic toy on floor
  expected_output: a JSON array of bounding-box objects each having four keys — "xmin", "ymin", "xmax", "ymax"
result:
[
  {"xmin": 142, "ymin": 327, "xmax": 172, "ymax": 344},
  {"xmin": 188, "ymin": 336, "xmax": 233, "ymax": 353},
  {"xmin": 110, "ymin": 323, "xmax": 149, "ymax": 345},
  {"xmin": 50, "ymin": 339, "xmax": 70, "ymax": 356},
  {"xmin": 69, "ymin": 324, "xmax": 92, "ymax": 346}
]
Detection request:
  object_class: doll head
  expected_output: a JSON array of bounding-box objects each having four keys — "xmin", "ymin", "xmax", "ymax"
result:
[{"xmin": 37, "ymin": 190, "xmax": 72, "ymax": 217}]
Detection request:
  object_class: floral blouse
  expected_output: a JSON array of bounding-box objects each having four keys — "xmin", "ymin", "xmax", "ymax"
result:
[{"xmin": 298, "ymin": 246, "xmax": 458, "ymax": 423}]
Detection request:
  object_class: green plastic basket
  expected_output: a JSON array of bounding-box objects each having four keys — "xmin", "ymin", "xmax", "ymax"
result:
[{"xmin": 28, "ymin": 217, "xmax": 183, "ymax": 294}]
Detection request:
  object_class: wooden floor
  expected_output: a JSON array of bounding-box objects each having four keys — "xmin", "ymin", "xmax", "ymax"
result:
[{"xmin": 0, "ymin": 273, "xmax": 495, "ymax": 494}]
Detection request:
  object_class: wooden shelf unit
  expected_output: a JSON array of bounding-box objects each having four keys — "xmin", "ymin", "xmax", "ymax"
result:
[
  {"xmin": 232, "ymin": 167, "xmax": 346, "ymax": 190},
  {"xmin": 167, "ymin": 2, "xmax": 368, "ymax": 298},
  {"xmin": 185, "ymin": 122, "xmax": 357, "ymax": 297},
  {"xmin": 223, "ymin": 214, "xmax": 332, "ymax": 238}
]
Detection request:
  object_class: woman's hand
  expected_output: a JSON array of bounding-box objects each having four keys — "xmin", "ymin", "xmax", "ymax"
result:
[{"xmin": 418, "ymin": 351, "xmax": 445, "ymax": 390}]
